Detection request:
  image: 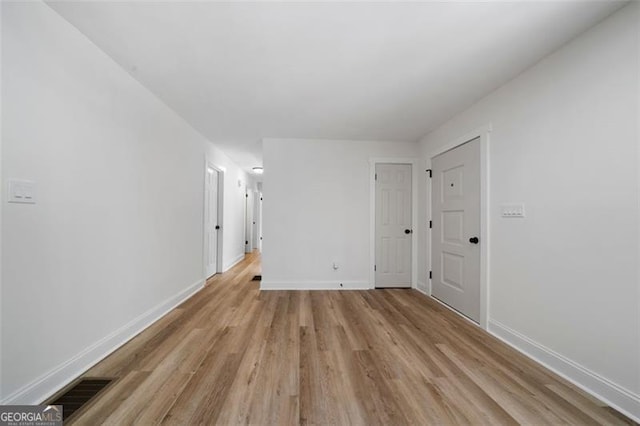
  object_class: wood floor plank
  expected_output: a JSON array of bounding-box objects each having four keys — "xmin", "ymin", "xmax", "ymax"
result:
[
  {"xmin": 63, "ymin": 252, "xmax": 636, "ymax": 425},
  {"xmin": 100, "ymin": 328, "xmax": 207, "ymax": 424},
  {"xmin": 68, "ymin": 371, "xmax": 151, "ymax": 426}
]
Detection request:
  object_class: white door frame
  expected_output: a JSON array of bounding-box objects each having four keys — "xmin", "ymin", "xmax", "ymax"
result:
[
  {"xmin": 370, "ymin": 158, "xmax": 419, "ymax": 290},
  {"xmin": 203, "ymin": 160, "xmax": 225, "ymax": 278},
  {"xmin": 426, "ymin": 124, "xmax": 491, "ymax": 329}
]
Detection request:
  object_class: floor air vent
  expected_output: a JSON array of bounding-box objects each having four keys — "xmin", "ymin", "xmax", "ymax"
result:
[
  {"xmin": 48, "ymin": 378, "xmax": 114, "ymax": 421},
  {"xmin": 252, "ymin": 275, "xmax": 262, "ymax": 281}
]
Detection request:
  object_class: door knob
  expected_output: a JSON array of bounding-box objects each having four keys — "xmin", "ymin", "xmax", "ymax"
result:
[
  {"xmin": 215, "ymin": 225, "xmax": 220, "ymax": 230},
  {"xmin": 404, "ymin": 229, "xmax": 412, "ymax": 234},
  {"xmin": 469, "ymin": 236, "xmax": 479, "ymax": 244}
]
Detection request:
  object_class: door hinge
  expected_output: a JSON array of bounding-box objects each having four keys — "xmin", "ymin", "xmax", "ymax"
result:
[
  {"xmin": 429, "ymin": 220, "xmax": 432, "ymax": 229},
  {"xmin": 374, "ymin": 265, "xmax": 377, "ymax": 271},
  {"xmin": 245, "ymin": 240, "xmax": 248, "ymax": 244},
  {"xmin": 426, "ymin": 169, "xmax": 432, "ymax": 178},
  {"xmin": 375, "ymin": 173, "xmax": 377, "ymax": 181},
  {"xmin": 246, "ymin": 194, "xmax": 248, "ymax": 198},
  {"xmin": 260, "ymin": 197, "xmax": 263, "ymax": 201},
  {"xmin": 429, "ymin": 271, "xmax": 432, "ymax": 280}
]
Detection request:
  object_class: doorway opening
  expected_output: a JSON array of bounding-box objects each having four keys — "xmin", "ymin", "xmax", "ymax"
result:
[
  {"xmin": 244, "ymin": 188, "xmax": 261, "ymax": 253},
  {"xmin": 245, "ymin": 183, "xmax": 262, "ymax": 254}
]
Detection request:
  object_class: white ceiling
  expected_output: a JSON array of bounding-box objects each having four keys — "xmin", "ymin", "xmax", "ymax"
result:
[{"xmin": 48, "ymin": 1, "xmax": 624, "ymax": 172}]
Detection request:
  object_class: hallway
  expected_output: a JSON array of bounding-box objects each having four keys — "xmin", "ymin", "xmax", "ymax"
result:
[{"xmin": 59, "ymin": 253, "xmax": 632, "ymax": 425}]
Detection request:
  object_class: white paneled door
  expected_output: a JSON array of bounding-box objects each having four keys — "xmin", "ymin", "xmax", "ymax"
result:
[
  {"xmin": 205, "ymin": 167, "xmax": 219, "ymax": 278},
  {"xmin": 375, "ymin": 163, "xmax": 412, "ymax": 288},
  {"xmin": 245, "ymin": 190, "xmax": 254, "ymax": 253},
  {"xmin": 431, "ymin": 137, "xmax": 481, "ymax": 322}
]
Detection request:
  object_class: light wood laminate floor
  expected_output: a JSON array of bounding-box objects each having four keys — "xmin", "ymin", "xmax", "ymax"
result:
[{"xmin": 65, "ymin": 252, "xmax": 634, "ymax": 425}]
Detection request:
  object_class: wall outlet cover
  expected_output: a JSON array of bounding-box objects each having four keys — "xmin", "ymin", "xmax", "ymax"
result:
[
  {"xmin": 8, "ymin": 179, "xmax": 36, "ymax": 204},
  {"xmin": 501, "ymin": 203, "xmax": 525, "ymax": 217}
]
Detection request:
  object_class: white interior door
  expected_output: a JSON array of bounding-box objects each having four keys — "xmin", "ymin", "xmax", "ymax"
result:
[
  {"xmin": 431, "ymin": 137, "xmax": 481, "ymax": 322},
  {"xmin": 252, "ymin": 190, "xmax": 260, "ymax": 250},
  {"xmin": 245, "ymin": 191, "xmax": 254, "ymax": 253},
  {"xmin": 258, "ymin": 192, "xmax": 263, "ymax": 252},
  {"xmin": 205, "ymin": 167, "xmax": 219, "ymax": 278},
  {"xmin": 375, "ymin": 163, "xmax": 412, "ymax": 288}
]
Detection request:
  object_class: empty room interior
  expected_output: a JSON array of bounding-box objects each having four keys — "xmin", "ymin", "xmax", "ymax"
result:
[{"xmin": 1, "ymin": 0, "xmax": 639, "ymax": 424}]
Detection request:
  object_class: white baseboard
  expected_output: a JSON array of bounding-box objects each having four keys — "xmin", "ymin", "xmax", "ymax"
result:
[
  {"xmin": 223, "ymin": 253, "xmax": 245, "ymax": 271},
  {"xmin": 415, "ymin": 280, "xmax": 428, "ymax": 295},
  {"xmin": 0, "ymin": 278, "xmax": 205, "ymax": 405},
  {"xmin": 489, "ymin": 320, "xmax": 640, "ymax": 422},
  {"xmin": 261, "ymin": 280, "xmax": 370, "ymax": 290}
]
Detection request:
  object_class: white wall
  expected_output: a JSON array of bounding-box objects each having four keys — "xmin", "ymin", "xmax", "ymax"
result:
[
  {"xmin": 262, "ymin": 138, "xmax": 418, "ymax": 289},
  {"xmin": 1, "ymin": 1, "xmax": 247, "ymax": 403},
  {"xmin": 419, "ymin": 3, "xmax": 639, "ymax": 419}
]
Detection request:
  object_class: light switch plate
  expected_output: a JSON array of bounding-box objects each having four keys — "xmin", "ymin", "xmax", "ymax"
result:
[
  {"xmin": 8, "ymin": 179, "xmax": 36, "ymax": 204},
  {"xmin": 501, "ymin": 203, "xmax": 524, "ymax": 217}
]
